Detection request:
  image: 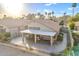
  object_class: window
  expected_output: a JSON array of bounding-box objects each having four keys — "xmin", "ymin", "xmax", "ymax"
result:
[
  {"xmin": 24, "ymin": 25, "xmax": 28, "ymax": 29},
  {"xmin": 0, "ymin": 26, "xmax": 6, "ymax": 32},
  {"xmin": 29, "ymin": 27, "xmax": 40, "ymax": 30}
]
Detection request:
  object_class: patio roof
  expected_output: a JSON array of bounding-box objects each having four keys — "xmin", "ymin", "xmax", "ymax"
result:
[{"xmin": 20, "ymin": 29, "xmax": 56, "ymax": 36}]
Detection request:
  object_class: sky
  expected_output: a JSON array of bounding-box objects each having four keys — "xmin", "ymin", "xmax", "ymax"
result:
[
  {"xmin": 0, "ymin": 3, "xmax": 79, "ymax": 17},
  {"xmin": 23, "ymin": 3, "xmax": 79, "ymax": 17}
]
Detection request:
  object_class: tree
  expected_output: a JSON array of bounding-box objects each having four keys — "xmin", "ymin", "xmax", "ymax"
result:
[
  {"xmin": 37, "ymin": 12, "xmax": 41, "ymax": 16},
  {"xmin": 75, "ymin": 13, "xmax": 79, "ymax": 17},
  {"xmin": 44, "ymin": 11, "xmax": 54, "ymax": 20},
  {"xmin": 44, "ymin": 12, "xmax": 48, "ymax": 19},
  {"xmin": 69, "ymin": 22, "xmax": 75, "ymax": 30},
  {"xmin": 76, "ymin": 13, "xmax": 79, "ymax": 17},
  {"xmin": 3, "ymin": 15, "xmax": 7, "ymax": 19},
  {"xmin": 39, "ymin": 14, "xmax": 45, "ymax": 19},
  {"xmin": 26, "ymin": 13, "xmax": 35, "ymax": 20},
  {"xmin": 67, "ymin": 16, "xmax": 76, "ymax": 30},
  {"xmin": 75, "ymin": 13, "xmax": 79, "ymax": 21},
  {"xmin": 64, "ymin": 12, "xmax": 66, "ymax": 16},
  {"xmin": 68, "ymin": 13, "xmax": 79, "ymax": 22},
  {"xmin": 72, "ymin": 3, "xmax": 77, "ymax": 16},
  {"xmin": 63, "ymin": 12, "xmax": 66, "ymax": 25},
  {"xmin": 59, "ymin": 20, "xmax": 64, "ymax": 26},
  {"xmin": 45, "ymin": 12, "xmax": 48, "ymax": 15},
  {"xmin": 51, "ymin": 11, "xmax": 54, "ymax": 16}
]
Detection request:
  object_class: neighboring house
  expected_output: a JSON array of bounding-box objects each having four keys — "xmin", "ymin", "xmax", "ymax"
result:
[
  {"xmin": 0, "ymin": 19, "xmax": 60, "ymax": 38},
  {"xmin": 75, "ymin": 22, "xmax": 79, "ymax": 31}
]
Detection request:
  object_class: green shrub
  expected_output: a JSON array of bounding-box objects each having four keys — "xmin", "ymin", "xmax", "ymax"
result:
[
  {"xmin": 59, "ymin": 20, "xmax": 64, "ymax": 26},
  {"xmin": 68, "ymin": 21, "xmax": 75, "ymax": 30},
  {"xmin": 63, "ymin": 47, "xmax": 74, "ymax": 56},
  {"xmin": 3, "ymin": 32, "xmax": 10, "ymax": 37},
  {"xmin": 63, "ymin": 49, "xmax": 70, "ymax": 56},
  {"xmin": 72, "ymin": 32, "xmax": 79, "ymax": 46},
  {"xmin": 57, "ymin": 33, "xmax": 63, "ymax": 41},
  {"xmin": 0, "ymin": 32, "xmax": 11, "ymax": 42}
]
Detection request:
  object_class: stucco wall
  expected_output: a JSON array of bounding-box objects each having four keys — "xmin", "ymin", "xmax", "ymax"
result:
[
  {"xmin": 7, "ymin": 28, "xmax": 18, "ymax": 38},
  {"xmin": 28, "ymin": 22, "xmax": 53, "ymax": 32},
  {"xmin": 5, "ymin": 22, "xmax": 54, "ymax": 38},
  {"xmin": 7, "ymin": 26, "xmax": 28, "ymax": 38},
  {"xmin": 75, "ymin": 26, "xmax": 79, "ymax": 31}
]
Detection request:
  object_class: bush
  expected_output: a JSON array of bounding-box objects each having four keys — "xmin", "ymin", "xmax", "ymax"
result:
[
  {"xmin": 72, "ymin": 32, "xmax": 79, "ymax": 46},
  {"xmin": 3, "ymin": 32, "xmax": 10, "ymax": 37},
  {"xmin": 63, "ymin": 48, "xmax": 74, "ymax": 56},
  {"xmin": 57, "ymin": 33, "xmax": 63, "ymax": 41},
  {"xmin": 68, "ymin": 21, "xmax": 75, "ymax": 30},
  {"xmin": 59, "ymin": 20, "xmax": 64, "ymax": 26},
  {"xmin": 63, "ymin": 49, "xmax": 70, "ymax": 56},
  {"xmin": 67, "ymin": 17, "xmax": 76, "ymax": 30},
  {"xmin": 0, "ymin": 32, "xmax": 11, "ymax": 42}
]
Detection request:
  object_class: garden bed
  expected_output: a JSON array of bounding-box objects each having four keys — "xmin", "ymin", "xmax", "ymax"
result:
[{"xmin": 56, "ymin": 32, "xmax": 63, "ymax": 42}]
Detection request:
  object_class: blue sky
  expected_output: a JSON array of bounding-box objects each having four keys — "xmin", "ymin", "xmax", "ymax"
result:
[{"xmin": 23, "ymin": 3, "xmax": 79, "ymax": 16}]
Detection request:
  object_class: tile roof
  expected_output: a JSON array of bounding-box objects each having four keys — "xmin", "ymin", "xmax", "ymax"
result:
[{"xmin": 0, "ymin": 19, "xmax": 60, "ymax": 32}]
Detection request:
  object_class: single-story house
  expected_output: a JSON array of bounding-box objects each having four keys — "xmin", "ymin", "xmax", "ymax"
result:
[
  {"xmin": 0, "ymin": 19, "xmax": 60, "ymax": 36},
  {"xmin": 0, "ymin": 18, "xmax": 60, "ymax": 46}
]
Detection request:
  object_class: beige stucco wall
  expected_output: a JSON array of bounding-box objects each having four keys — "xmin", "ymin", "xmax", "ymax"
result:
[
  {"xmin": 75, "ymin": 26, "xmax": 79, "ymax": 31},
  {"xmin": 28, "ymin": 22, "xmax": 53, "ymax": 32},
  {"xmin": 3, "ymin": 22, "xmax": 54, "ymax": 38},
  {"xmin": 7, "ymin": 26, "xmax": 29, "ymax": 38},
  {"xmin": 0, "ymin": 25, "xmax": 17, "ymax": 38},
  {"xmin": 7, "ymin": 28, "xmax": 19, "ymax": 38}
]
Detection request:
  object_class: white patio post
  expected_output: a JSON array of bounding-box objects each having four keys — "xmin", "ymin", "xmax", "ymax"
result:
[
  {"xmin": 34, "ymin": 34, "xmax": 37, "ymax": 44},
  {"xmin": 22, "ymin": 33, "xmax": 28, "ymax": 48},
  {"xmin": 22, "ymin": 33, "xmax": 24, "ymax": 44},
  {"xmin": 50, "ymin": 36, "xmax": 53, "ymax": 46},
  {"xmin": 22, "ymin": 33, "xmax": 26, "ymax": 48}
]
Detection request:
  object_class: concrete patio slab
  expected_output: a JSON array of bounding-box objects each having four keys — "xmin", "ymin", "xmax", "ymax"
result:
[{"xmin": 11, "ymin": 33, "xmax": 67, "ymax": 54}]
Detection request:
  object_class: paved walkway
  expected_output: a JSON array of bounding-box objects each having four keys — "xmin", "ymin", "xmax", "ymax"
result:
[
  {"xmin": 11, "ymin": 33, "xmax": 67, "ymax": 54},
  {"xmin": 0, "ymin": 43, "xmax": 37, "ymax": 56}
]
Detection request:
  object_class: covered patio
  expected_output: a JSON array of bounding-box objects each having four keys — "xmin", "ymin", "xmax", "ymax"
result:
[
  {"xmin": 11, "ymin": 30, "xmax": 66, "ymax": 54},
  {"xmin": 20, "ymin": 29, "xmax": 57, "ymax": 48}
]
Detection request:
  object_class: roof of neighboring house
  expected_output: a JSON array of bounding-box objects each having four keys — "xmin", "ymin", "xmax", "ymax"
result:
[{"xmin": 0, "ymin": 19, "xmax": 60, "ymax": 32}]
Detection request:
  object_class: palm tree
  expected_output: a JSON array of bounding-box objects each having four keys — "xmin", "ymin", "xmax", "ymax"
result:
[
  {"xmin": 64, "ymin": 12, "xmax": 66, "ymax": 16},
  {"xmin": 48, "ymin": 12, "xmax": 52, "ymax": 20},
  {"xmin": 45, "ymin": 12, "xmax": 48, "ymax": 15},
  {"xmin": 63, "ymin": 12, "xmax": 66, "ymax": 25},
  {"xmin": 72, "ymin": 3, "xmax": 77, "ymax": 16},
  {"xmin": 51, "ymin": 11, "xmax": 54, "ymax": 16},
  {"xmin": 51, "ymin": 11, "xmax": 55, "ymax": 21},
  {"xmin": 45, "ymin": 12, "xmax": 48, "ymax": 19}
]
